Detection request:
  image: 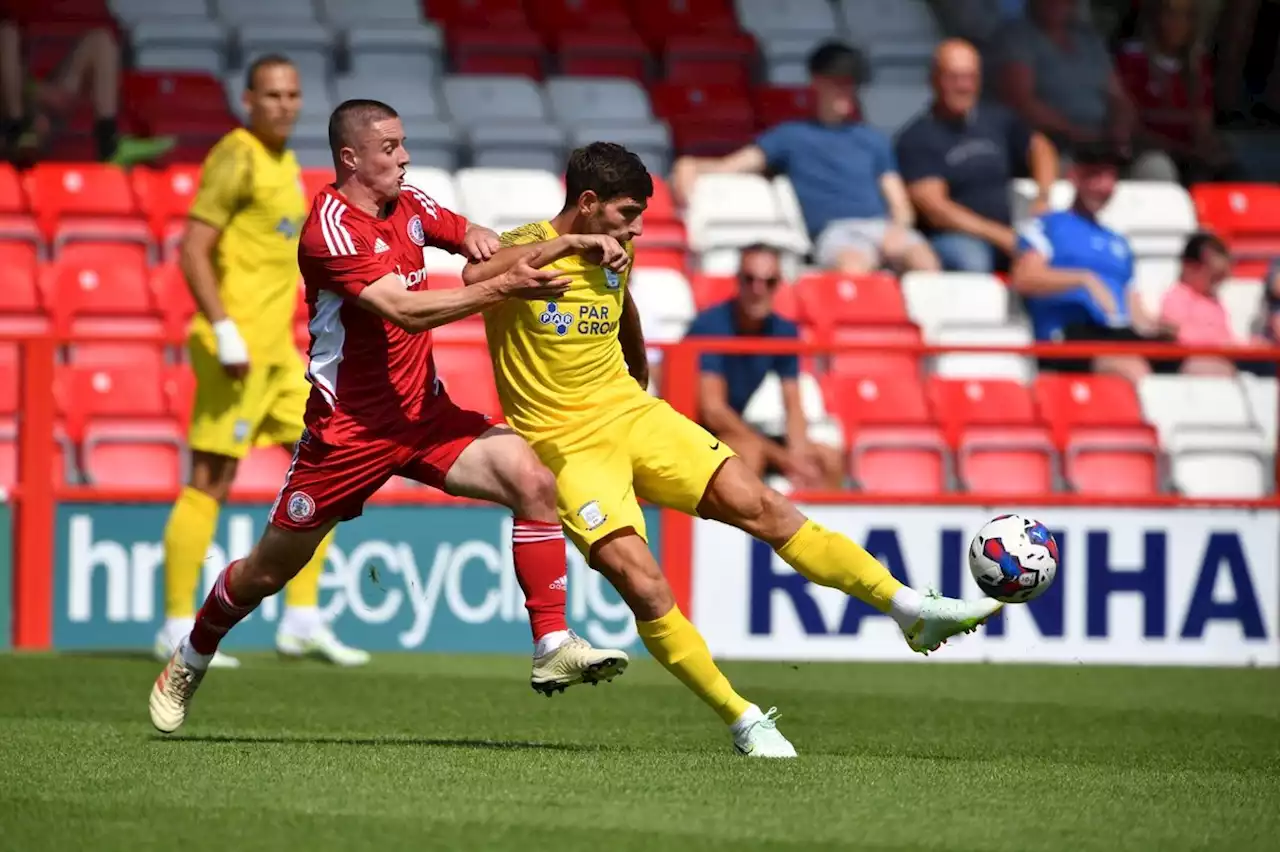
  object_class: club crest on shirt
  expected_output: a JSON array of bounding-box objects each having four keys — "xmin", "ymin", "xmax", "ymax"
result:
[
  {"xmin": 407, "ymin": 215, "xmax": 426, "ymax": 246},
  {"xmin": 577, "ymin": 500, "xmax": 607, "ymax": 531},
  {"xmin": 232, "ymin": 419, "xmax": 250, "ymax": 442},
  {"xmin": 603, "ymin": 268, "xmax": 621, "ymax": 289},
  {"xmin": 286, "ymin": 491, "xmax": 315, "ymax": 523}
]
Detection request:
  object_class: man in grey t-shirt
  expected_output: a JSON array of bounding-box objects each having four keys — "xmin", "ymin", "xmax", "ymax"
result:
[{"xmin": 994, "ymin": 0, "xmax": 1179, "ymax": 181}]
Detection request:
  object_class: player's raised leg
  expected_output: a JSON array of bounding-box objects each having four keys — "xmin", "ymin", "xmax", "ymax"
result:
[
  {"xmin": 697, "ymin": 457, "xmax": 1001, "ymax": 653},
  {"xmin": 150, "ymin": 519, "xmax": 336, "ymax": 733},
  {"xmin": 429, "ymin": 421, "xmax": 629, "ymax": 693}
]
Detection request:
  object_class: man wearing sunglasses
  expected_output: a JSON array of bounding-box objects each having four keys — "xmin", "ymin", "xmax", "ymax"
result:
[{"xmin": 684, "ymin": 244, "xmax": 845, "ymax": 491}]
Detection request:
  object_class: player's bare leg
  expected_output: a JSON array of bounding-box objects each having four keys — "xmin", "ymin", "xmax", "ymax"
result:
[
  {"xmin": 589, "ymin": 531, "xmax": 795, "ymax": 757},
  {"xmin": 149, "ymin": 521, "xmax": 336, "ymax": 734},
  {"xmin": 442, "ymin": 425, "xmax": 628, "ymax": 693},
  {"xmin": 697, "ymin": 457, "xmax": 1000, "ymax": 654}
]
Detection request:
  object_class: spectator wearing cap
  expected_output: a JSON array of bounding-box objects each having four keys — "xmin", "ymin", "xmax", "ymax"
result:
[
  {"xmin": 995, "ymin": 0, "xmax": 1180, "ymax": 181},
  {"xmin": 684, "ymin": 244, "xmax": 845, "ymax": 491},
  {"xmin": 1010, "ymin": 145, "xmax": 1178, "ymax": 382},
  {"xmin": 672, "ymin": 41, "xmax": 940, "ymax": 276},
  {"xmin": 1158, "ymin": 232, "xmax": 1243, "ymax": 376},
  {"xmin": 896, "ymin": 39, "xmax": 1059, "ymax": 273}
]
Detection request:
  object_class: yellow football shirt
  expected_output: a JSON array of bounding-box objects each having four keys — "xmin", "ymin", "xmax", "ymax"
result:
[
  {"xmin": 486, "ymin": 220, "xmax": 648, "ymax": 443},
  {"xmin": 187, "ymin": 127, "xmax": 307, "ymax": 366}
]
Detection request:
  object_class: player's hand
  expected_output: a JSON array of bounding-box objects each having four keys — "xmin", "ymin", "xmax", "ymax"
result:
[
  {"xmin": 497, "ymin": 251, "xmax": 573, "ymax": 300},
  {"xmin": 463, "ymin": 226, "xmax": 501, "ymax": 261},
  {"xmin": 575, "ymin": 234, "xmax": 630, "ymax": 273},
  {"xmin": 1080, "ymin": 273, "xmax": 1120, "ymax": 323},
  {"xmin": 212, "ymin": 318, "xmax": 250, "ymax": 380},
  {"xmin": 880, "ymin": 224, "xmax": 910, "ymax": 262}
]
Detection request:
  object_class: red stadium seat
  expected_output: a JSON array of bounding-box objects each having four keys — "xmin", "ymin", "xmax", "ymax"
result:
[
  {"xmin": 687, "ymin": 273, "xmax": 797, "ymax": 318},
  {"xmin": 849, "ymin": 425, "xmax": 949, "ymax": 495},
  {"xmin": 928, "ymin": 378, "xmax": 1039, "ymax": 442},
  {"xmin": 827, "ymin": 324, "xmax": 922, "ymax": 379},
  {"xmin": 56, "ymin": 361, "xmax": 170, "ymax": 436},
  {"xmin": 0, "ymin": 242, "xmax": 46, "ymax": 334},
  {"xmin": 1191, "ymin": 183, "xmax": 1280, "ymax": 277},
  {"xmin": 553, "ymin": 30, "xmax": 651, "ymax": 80},
  {"xmin": 150, "ymin": 262, "xmax": 197, "ymax": 339},
  {"xmin": 1034, "ymin": 373, "xmax": 1147, "ymax": 433},
  {"xmin": 448, "ymin": 28, "xmax": 547, "ymax": 78},
  {"xmin": 795, "ymin": 271, "xmax": 909, "ymax": 330},
  {"xmin": 662, "ymin": 32, "xmax": 758, "ymax": 87},
  {"xmin": 122, "ymin": 71, "xmax": 233, "ymax": 140},
  {"xmin": 0, "ymin": 425, "xmax": 73, "ymax": 488},
  {"xmin": 25, "ymin": 164, "xmax": 148, "ymax": 248},
  {"xmin": 80, "ymin": 421, "xmax": 184, "ymax": 490},
  {"xmin": 132, "ymin": 164, "xmax": 201, "ymax": 253},
  {"xmin": 166, "ymin": 364, "xmax": 196, "ymax": 430},
  {"xmin": 43, "ymin": 250, "xmax": 160, "ymax": 336},
  {"xmin": 0, "ymin": 345, "xmax": 16, "ymax": 414},
  {"xmin": 302, "ymin": 168, "xmax": 334, "ymax": 204},
  {"xmin": 527, "ymin": 0, "xmax": 632, "ymax": 36},
  {"xmin": 822, "ymin": 371, "xmax": 931, "ymax": 428},
  {"xmin": 648, "ymin": 81, "xmax": 753, "ymax": 124},
  {"xmin": 427, "ymin": 0, "xmax": 529, "ymax": 28},
  {"xmin": 627, "ymin": 0, "xmax": 739, "ymax": 48},
  {"xmin": 231, "ymin": 445, "xmax": 293, "ymax": 499},
  {"xmin": 0, "ymin": 163, "xmax": 27, "ymax": 214},
  {"xmin": 752, "ymin": 86, "xmax": 815, "ymax": 130},
  {"xmin": 433, "ymin": 342, "xmax": 501, "ymax": 419},
  {"xmin": 1063, "ymin": 426, "xmax": 1161, "ymax": 497},
  {"xmin": 956, "ymin": 426, "xmax": 1057, "ymax": 496}
]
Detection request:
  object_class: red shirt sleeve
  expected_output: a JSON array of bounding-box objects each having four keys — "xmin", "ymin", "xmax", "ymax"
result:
[
  {"xmin": 298, "ymin": 214, "xmax": 397, "ymax": 300},
  {"xmin": 402, "ymin": 184, "xmax": 469, "ymax": 254}
]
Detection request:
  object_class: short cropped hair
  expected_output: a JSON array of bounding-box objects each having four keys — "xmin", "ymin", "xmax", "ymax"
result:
[
  {"xmin": 328, "ymin": 98, "xmax": 399, "ymax": 155},
  {"xmin": 1181, "ymin": 231, "xmax": 1228, "ymax": 264},
  {"xmin": 564, "ymin": 142, "xmax": 653, "ymax": 207},
  {"xmin": 807, "ymin": 40, "xmax": 865, "ymax": 81},
  {"xmin": 244, "ymin": 54, "xmax": 294, "ymax": 92},
  {"xmin": 738, "ymin": 242, "xmax": 783, "ymax": 261}
]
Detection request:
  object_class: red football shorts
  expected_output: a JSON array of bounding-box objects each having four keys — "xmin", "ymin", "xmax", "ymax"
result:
[{"xmin": 269, "ymin": 400, "xmax": 494, "ymax": 531}]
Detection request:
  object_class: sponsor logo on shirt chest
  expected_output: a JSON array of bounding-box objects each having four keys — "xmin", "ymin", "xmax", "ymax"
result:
[{"xmin": 538, "ymin": 302, "xmax": 616, "ymax": 336}]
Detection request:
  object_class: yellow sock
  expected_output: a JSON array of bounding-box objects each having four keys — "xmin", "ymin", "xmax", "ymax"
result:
[
  {"xmin": 637, "ymin": 605, "xmax": 751, "ymax": 725},
  {"xmin": 162, "ymin": 486, "xmax": 221, "ymax": 619},
  {"xmin": 777, "ymin": 519, "xmax": 905, "ymax": 613},
  {"xmin": 284, "ymin": 528, "xmax": 335, "ymax": 609}
]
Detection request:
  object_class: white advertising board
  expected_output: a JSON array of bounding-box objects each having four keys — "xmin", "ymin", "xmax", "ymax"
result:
[{"xmin": 692, "ymin": 506, "xmax": 1279, "ymax": 666}]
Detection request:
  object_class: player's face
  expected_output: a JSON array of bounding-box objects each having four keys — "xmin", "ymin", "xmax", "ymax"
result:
[
  {"xmin": 811, "ymin": 74, "xmax": 857, "ymax": 123},
  {"xmin": 1072, "ymin": 164, "xmax": 1118, "ymax": 213},
  {"xmin": 735, "ymin": 250, "xmax": 783, "ymax": 322},
  {"xmin": 244, "ymin": 64, "xmax": 301, "ymax": 146},
  {"xmin": 352, "ymin": 118, "xmax": 410, "ymax": 201},
  {"xmin": 583, "ymin": 193, "xmax": 646, "ymax": 242}
]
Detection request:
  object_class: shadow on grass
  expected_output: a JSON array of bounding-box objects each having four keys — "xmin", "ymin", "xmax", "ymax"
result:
[{"xmin": 150, "ymin": 733, "xmax": 603, "ymax": 752}]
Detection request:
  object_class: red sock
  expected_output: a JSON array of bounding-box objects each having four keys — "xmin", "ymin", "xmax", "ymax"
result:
[
  {"xmin": 189, "ymin": 561, "xmax": 258, "ymax": 654},
  {"xmin": 512, "ymin": 519, "xmax": 569, "ymax": 641}
]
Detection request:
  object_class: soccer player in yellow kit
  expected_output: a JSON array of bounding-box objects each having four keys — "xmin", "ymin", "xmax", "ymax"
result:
[
  {"xmin": 465, "ymin": 143, "xmax": 1002, "ymax": 757},
  {"xmin": 153, "ymin": 55, "xmax": 367, "ymax": 669}
]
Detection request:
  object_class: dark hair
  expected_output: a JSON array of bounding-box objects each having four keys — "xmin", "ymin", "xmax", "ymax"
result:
[
  {"xmin": 563, "ymin": 142, "xmax": 653, "ymax": 207},
  {"xmin": 1071, "ymin": 141, "xmax": 1128, "ymax": 168},
  {"xmin": 739, "ymin": 242, "xmax": 783, "ymax": 261},
  {"xmin": 244, "ymin": 53, "xmax": 294, "ymax": 92},
  {"xmin": 1182, "ymin": 231, "xmax": 1228, "ymax": 263},
  {"xmin": 807, "ymin": 40, "xmax": 865, "ymax": 80},
  {"xmin": 328, "ymin": 98, "xmax": 399, "ymax": 156}
]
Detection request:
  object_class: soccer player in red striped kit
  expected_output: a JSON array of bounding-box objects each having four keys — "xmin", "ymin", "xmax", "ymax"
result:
[{"xmin": 149, "ymin": 99, "xmax": 627, "ymax": 733}]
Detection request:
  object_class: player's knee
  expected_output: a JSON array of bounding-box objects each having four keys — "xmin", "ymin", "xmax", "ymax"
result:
[{"xmin": 512, "ymin": 456, "xmax": 558, "ymax": 519}]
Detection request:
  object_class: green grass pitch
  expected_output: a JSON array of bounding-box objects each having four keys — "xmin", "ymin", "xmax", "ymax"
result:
[{"xmin": 0, "ymin": 654, "xmax": 1277, "ymax": 851}]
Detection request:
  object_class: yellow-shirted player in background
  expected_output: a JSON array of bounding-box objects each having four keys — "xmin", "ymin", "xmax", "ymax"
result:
[
  {"xmin": 153, "ymin": 55, "xmax": 368, "ymax": 669},
  {"xmin": 464, "ymin": 143, "xmax": 1002, "ymax": 757}
]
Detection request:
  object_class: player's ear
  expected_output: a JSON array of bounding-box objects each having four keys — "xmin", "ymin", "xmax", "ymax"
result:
[
  {"xmin": 577, "ymin": 190, "xmax": 599, "ymax": 217},
  {"xmin": 338, "ymin": 145, "xmax": 357, "ymax": 172}
]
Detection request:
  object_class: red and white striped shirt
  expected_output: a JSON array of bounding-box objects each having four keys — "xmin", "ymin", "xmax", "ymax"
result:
[{"xmin": 296, "ymin": 183, "xmax": 469, "ymax": 445}]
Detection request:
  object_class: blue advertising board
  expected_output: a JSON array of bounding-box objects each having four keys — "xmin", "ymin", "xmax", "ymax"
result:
[{"xmin": 54, "ymin": 502, "xmax": 656, "ymax": 654}]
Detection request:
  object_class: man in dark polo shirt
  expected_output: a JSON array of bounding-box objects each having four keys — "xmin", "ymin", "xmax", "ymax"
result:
[
  {"xmin": 895, "ymin": 39, "xmax": 1058, "ymax": 273},
  {"xmin": 684, "ymin": 244, "xmax": 844, "ymax": 490}
]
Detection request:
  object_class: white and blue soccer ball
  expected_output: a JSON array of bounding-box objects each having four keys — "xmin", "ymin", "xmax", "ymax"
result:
[{"xmin": 968, "ymin": 514, "xmax": 1059, "ymax": 604}]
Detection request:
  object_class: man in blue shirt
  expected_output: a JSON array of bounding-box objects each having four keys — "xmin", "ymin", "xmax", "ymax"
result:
[
  {"xmin": 684, "ymin": 244, "xmax": 844, "ymax": 490},
  {"xmin": 671, "ymin": 41, "xmax": 939, "ymax": 275},
  {"xmin": 896, "ymin": 39, "xmax": 1058, "ymax": 273},
  {"xmin": 1011, "ymin": 144, "xmax": 1178, "ymax": 380}
]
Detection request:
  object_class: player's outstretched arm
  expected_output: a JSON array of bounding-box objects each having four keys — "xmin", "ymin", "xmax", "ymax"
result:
[
  {"xmin": 460, "ymin": 234, "xmax": 628, "ymax": 286},
  {"xmin": 357, "ymin": 253, "xmax": 571, "ymax": 333}
]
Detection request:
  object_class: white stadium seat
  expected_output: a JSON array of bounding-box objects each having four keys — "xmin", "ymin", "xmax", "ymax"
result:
[
  {"xmin": 403, "ymin": 167, "xmax": 460, "ymax": 213},
  {"xmin": 110, "ymin": 0, "xmax": 210, "ymax": 23},
  {"xmin": 629, "ymin": 267, "xmax": 697, "ymax": 345},
  {"xmin": 744, "ymin": 373, "xmax": 845, "ymax": 450},
  {"xmin": 1165, "ymin": 429, "xmax": 1270, "ymax": 498},
  {"xmin": 857, "ymin": 83, "xmax": 932, "ymax": 136},
  {"xmin": 1218, "ymin": 278, "xmax": 1264, "ymax": 341},
  {"xmin": 1138, "ymin": 375, "xmax": 1259, "ymax": 437},
  {"xmin": 1131, "ymin": 257, "xmax": 1180, "ymax": 315},
  {"xmin": 735, "ymin": 0, "xmax": 842, "ymax": 38},
  {"xmin": 131, "ymin": 18, "xmax": 227, "ymax": 53},
  {"xmin": 901, "ymin": 271, "xmax": 1010, "ymax": 332},
  {"xmin": 545, "ymin": 77, "xmax": 655, "ymax": 125},
  {"xmin": 317, "ymin": 0, "xmax": 423, "ymax": 26},
  {"xmin": 686, "ymin": 174, "xmax": 809, "ymax": 255},
  {"xmin": 839, "ymin": 0, "xmax": 940, "ymax": 71},
  {"xmin": 930, "ymin": 323, "xmax": 1035, "ymax": 383},
  {"xmin": 333, "ymin": 75, "xmax": 446, "ymax": 119},
  {"xmin": 347, "ymin": 48, "xmax": 440, "ymax": 82},
  {"xmin": 766, "ymin": 60, "xmax": 810, "ymax": 86},
  {"xmin": 1098, "ymin": 182, "xmax": 1199, "ymax": 259},
  {"xmin": 238, "ymin": 23, "xmax": 334, "ymax": 61},
  {"xmin": 455, "ymin": 169, "xmax": 564, "ymax": 235},
  {"xmin": 213, "ymin": 0, "xmax": 318, "ymax": 24},
  {"xmin": 442, "ymin": 76, "xmax": 567, "ymax": 170},
  {"xmin": 1241, "ymin": 373, "xmax": 1278, "ymax": 448},
  {"xmin": 136, "ymin": 47, "xmax": 225, "ymax": 74}
]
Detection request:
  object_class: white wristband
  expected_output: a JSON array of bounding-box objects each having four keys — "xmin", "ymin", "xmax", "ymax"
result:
[{"xmin": 212, "ymin": 319, "xmax": 249, "ymax": 367}]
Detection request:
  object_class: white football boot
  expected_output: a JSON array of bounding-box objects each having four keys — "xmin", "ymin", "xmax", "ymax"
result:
[
  {"xmin": 531, "ymin": 631, "xmax": 629, "ymax": 695},
  {"xmin": 902, "ymin": 591, "xmax": 1003, "ymax": 654},
  {"xmin": 149, "ymin": 643, "xmax": 207, "ymax": 734},
  {"xmin": 733, "ymin": 706, "xmax": 798, "ymax": 758},
  {"xmin": 153, "ymin": 621, "xmax": 240, "ymax": 669},
  {"xmin": 275, "ymin": 624, "xmax": 371, "ymax": 667}
]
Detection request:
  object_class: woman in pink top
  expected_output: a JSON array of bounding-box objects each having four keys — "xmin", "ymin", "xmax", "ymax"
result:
[{"xmin": 1158, "ymin": 232, "xmax": 1239, "ymax": 375}]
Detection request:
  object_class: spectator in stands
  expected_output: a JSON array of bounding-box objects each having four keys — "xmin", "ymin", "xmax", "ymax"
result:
[
  {"xmin": 1158, "ymin": 232, "xmax": 1242, "ymax": 375},
  {"xmin": 995, "ymin": 0, "xmax": 1180, "ymax": 181},
  {"xmin": 1011, "ymin": 144, "xmax": 1179, "ymax": 381},
  {"xmin": 1115, "ymin": 0, "xmax": 1236, "ymax": 182},
  {"xmin": 671, "ymin": 41, "xmax": 940, "ymax": 276},
  {"xmin": 1267, "ymin": 259, "xmax": 1280, "ymax": 342},
  {"xmin": 0, "ymin": 9, "xmax": 172, "ymax": 166},
  {"xmin": 684, "ymin": 244, "xmax": 844, "ymax": 491},
  {"xmin": 896, "ymin": 39, "xmax": 1059, "ymax": 273}
]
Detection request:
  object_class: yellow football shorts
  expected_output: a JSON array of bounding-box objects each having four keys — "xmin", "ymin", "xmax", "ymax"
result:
[
  {"xmin": 530, "ymin": 397, "xmax": 736, "ymax": 556},
  {"xmin": 186, "ymin": 337, "xmax": 310, "ymax": 460}
]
